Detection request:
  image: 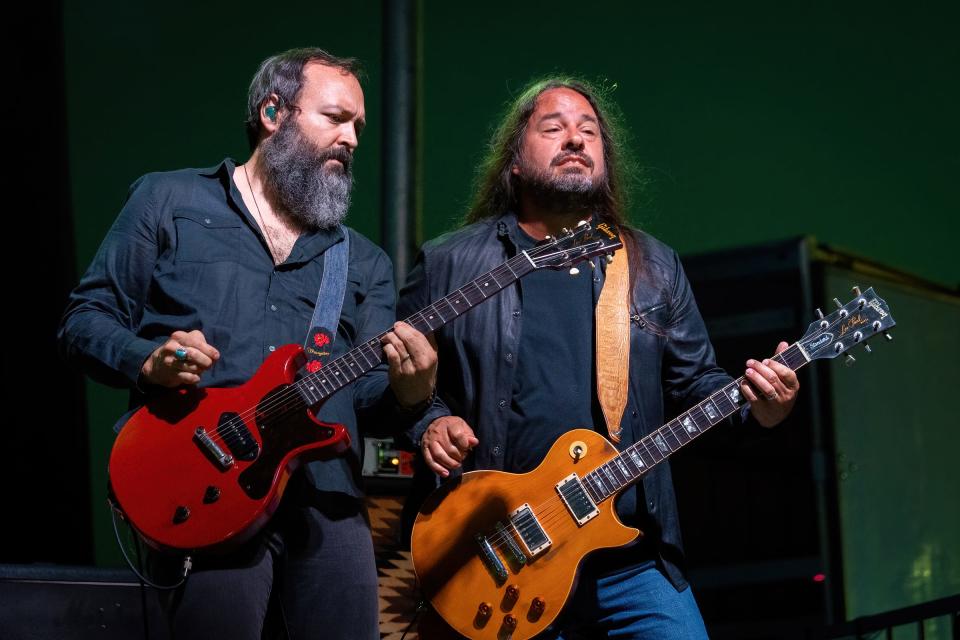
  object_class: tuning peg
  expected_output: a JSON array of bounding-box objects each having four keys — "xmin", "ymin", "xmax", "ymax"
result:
[
  {"xmin": 883, "ymin": 331, "xmax": 893, "ymax": 342},
  {"xmin": 844, "ymin": 354, "xmax": 856, "ymax": 367},
  {"xmin": 561, "ymin": 227, "xmax": 570, "ymax": 235},
  {"xmin": 544, "ymin": 235, "xmax": 552, "ymax": 241},
  {"xmin": 577, "ymin": 220, "xmax": 589, "ymax": 227},
  {"xmin": 816, "ymin": 308, "xmax": 828, "ymax": 328},
  {"xmin": 833, "ymin": 298, "xmax": 843, "ymax": 309},
  {"xmin": 569, "ymin": 267, "xmax": 580, "ymax": 276},
  {"xmin": 587, "ymin": 261, "xmax": 595, "ymax": 269},
  {"xmin": 864, "ymin": 344, "xmax": 872, "ymax": 354},
  {"xmin": 606, "ymin": 254, "xmax": 614, "ymax": 264},
  {"xmin": 851, "ymin": 285, "xmax": 861, "ymax": 297}
]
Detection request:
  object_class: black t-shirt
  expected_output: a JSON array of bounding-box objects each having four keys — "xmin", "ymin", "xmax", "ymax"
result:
[
  {"xmin": 505, "ymin": 227, "xmax": 605, "ymax": 473},
  {"xmin": 505, "ymin": 227, "xmax": 653, "ymax": 565}
]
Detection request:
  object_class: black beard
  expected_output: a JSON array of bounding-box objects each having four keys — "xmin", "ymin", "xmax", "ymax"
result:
[
  {"xmin": 259, "ymin": 119, "xmax": 353, "ymax": 230},
  {"xmin": 516, "ymin": 153, "xmax": 605, "ymax": 213}
]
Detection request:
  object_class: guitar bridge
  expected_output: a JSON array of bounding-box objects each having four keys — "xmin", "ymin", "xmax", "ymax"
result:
[
  {"xmin": 194, "ymin": 427, "xmax": 234, "ymax": 470},
  {"xmin": 474, "ymin": 532, "xmax": 508, "ymax": 584}
]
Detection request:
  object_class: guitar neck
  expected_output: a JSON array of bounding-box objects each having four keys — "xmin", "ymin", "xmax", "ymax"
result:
[
  {"xmin": 293, "ymin": 252, "xmax": 537, "ymax": 406},
  {"xmin": 580, "ymin": 343, "xmax": 810, "ymax": 505}
]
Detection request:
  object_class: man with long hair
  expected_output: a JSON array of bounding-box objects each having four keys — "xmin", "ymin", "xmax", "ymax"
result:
[
  {"xmin": 400, "ymin": 77, "xmax": 799, "ymax": 637},
  {"xmin": 59, "ymin": 48, "xmax": 437, "ymax": 639}
]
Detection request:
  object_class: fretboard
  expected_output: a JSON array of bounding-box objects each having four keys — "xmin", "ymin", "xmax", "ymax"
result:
[
  {"xmin": 580, "ymin": 344, "xmax": 810, "ymax": 505},
  {"xmin": 292, "ymin": 251, "xmax": 537, "ymax": 407}
]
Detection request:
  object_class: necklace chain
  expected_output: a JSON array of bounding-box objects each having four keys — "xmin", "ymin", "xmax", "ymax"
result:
[{"xmin": 242, "ymin": 163, "xmax": 280, "ymax": 264}]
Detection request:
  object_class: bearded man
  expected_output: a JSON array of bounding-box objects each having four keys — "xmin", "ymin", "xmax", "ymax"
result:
[
  {"xmin": 400, "ymin": 78, "xmax": 799, "ymax": 638},
  {"xmin": 59, "ymin": 48, "xmax": 436, "ymax": 640}
]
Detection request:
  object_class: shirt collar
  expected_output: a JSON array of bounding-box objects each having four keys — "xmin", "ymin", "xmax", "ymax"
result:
[{"xmin": 207, "ymin": 158, "xmax": 346, "ymax": 265}]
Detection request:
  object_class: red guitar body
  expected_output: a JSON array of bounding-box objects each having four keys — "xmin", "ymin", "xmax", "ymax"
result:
[{"xmin": 108, "ymin": 344, "xmax": 350, "ymax": 552}]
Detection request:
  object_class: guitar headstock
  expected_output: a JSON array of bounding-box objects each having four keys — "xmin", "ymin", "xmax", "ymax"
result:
[
  {"xmin": 798, "ymin": 286, "xmax": 896, "ymax": 364},
  {"xmin": 527, "ymin": 221, "xmax": 623, "ymax": 271}
]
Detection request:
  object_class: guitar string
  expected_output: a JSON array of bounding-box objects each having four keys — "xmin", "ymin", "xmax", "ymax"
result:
[
  {"xmin": 201, "ymin": 255, "xmax": 535, "ymax": 449},
  {"xmin": 173, "ymin": 239, "xmax": 610, "ymax": 450},
  {"xmin": 474, "ymin": 376, "xmax": 759, "ymax": 552},
  {"xmin": 474, "ymin": 343, "xmax": 824, "ymax": 554},
  {"xmin": 478, "ymin": 343, "xmax": 812, "ymax": 551}
]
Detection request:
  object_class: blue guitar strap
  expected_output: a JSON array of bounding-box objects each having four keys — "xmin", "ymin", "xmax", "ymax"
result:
[{"xmin": 303, "ymin": 227, "xmax": 350, "ymax": 373}]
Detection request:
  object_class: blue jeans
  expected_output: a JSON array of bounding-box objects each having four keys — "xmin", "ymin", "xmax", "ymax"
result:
[{"xmin": 544, "ymin": 560, "xmax": 709, "ymax": 639}]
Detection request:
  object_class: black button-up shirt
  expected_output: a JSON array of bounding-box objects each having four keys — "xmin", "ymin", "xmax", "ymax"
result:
[{"xmin": 59, "ymin": 159, "xmax": 403, "ymax": 496}]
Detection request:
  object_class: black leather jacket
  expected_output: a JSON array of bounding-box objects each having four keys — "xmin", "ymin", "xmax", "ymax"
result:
[{"xmin": 398, "ymin": 213, "xmax": 737, "ymax": 589}]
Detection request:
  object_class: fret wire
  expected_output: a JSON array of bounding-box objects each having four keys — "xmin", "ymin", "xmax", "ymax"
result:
[
  {"xmin": 665, "ymin": 419, "xmax": 691, "ymax": 445},
  {"xmin": 605, "ymin": 461, "xmax": 626, "ymax": 486}
]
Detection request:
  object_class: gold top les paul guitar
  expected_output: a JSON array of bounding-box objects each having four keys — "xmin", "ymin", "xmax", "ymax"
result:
[{"xmin": 411, "ymin": 288, "xmax": 896, "ymax": 640}]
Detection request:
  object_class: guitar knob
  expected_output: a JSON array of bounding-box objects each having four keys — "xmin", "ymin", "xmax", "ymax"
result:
[
  {"xmin": 203, "ymin": 486, "xmax": 221, "ymax": 504},
  {"xmin": 531, "ymin": 597, "xmax": 546, "ymax": 617},
  {"xmin": 172, "ymin": 505, "xmax": 191, "ymax": 524},
  {"xmin": 478, "ymin": 602, "xmax": 492, "ymax": 618},
  {"xmin": 503, "ymin": 614, "xmax": 518, "ymax": 631},
  {"xmin": 506, "ymin": 584, "xmax": 520, "ymax": 600}
]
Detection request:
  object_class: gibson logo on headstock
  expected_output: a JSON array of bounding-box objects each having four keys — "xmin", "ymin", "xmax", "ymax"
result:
[
  {"xmin": 868, "ymin": 298, "xmax": 888, "ymax": 319},
  {"xmin": 839, "ymin": 313, "xmax": 869, "ymax": 337},
  {"xmin": 596, "ymin": 222, "xmax": 617, "ymax": 240}
]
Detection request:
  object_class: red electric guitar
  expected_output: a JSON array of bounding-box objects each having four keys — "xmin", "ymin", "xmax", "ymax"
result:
[
  {"xmin": 108, "ymin": 221, "xmax": 622, "ymax": 553},
  {"xmin": 411, "ymin": 287, "xmax": 896, "ymax": 640}
]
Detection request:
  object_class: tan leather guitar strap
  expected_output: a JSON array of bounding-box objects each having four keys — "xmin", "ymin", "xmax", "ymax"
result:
[{"xmin": 595, "ymin": 235, "xmax": 630, "ymax": 443}]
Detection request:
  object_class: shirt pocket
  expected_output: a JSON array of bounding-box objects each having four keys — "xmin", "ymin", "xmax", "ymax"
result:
[{"xmin": 172, "ymin": 208, "xmax": 245, "ymax": 263}]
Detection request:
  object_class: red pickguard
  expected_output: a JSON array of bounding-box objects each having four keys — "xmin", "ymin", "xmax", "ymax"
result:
[{"xmin": 108, "ymin": 344, "xmax": 350, "ymax": 552}]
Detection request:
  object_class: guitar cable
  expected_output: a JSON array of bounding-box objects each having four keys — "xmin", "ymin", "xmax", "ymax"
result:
[
  {"xmin": 108, "ymin": 497, "xmax": 193, "ymax": 590},
  {"xmin": 399, "ymin": 599, "xmax": 428, "ymax": 640}
]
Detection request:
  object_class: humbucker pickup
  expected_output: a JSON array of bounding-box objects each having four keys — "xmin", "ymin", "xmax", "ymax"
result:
[
  {"xmin": 556, "ymin": 474, "xmax": 599, "ymax": 526},
  {"xmin": 510, "ymin": 503, "xmax": 551, "ymax": 556}
]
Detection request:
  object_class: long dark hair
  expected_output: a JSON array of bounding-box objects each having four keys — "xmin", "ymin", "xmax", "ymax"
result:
[
  {"xmin": 465, "ymin": 76, "xmax": 638, "ymax": 229},
  {"xmin": 466, "ymin": 76, "xmax": 643, "ymax": 290}
]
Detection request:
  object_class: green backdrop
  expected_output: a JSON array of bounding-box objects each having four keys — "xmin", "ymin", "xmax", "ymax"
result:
[{"xmin": 63, "ymin": 0, "xmax": 958, "ymax": 625}]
